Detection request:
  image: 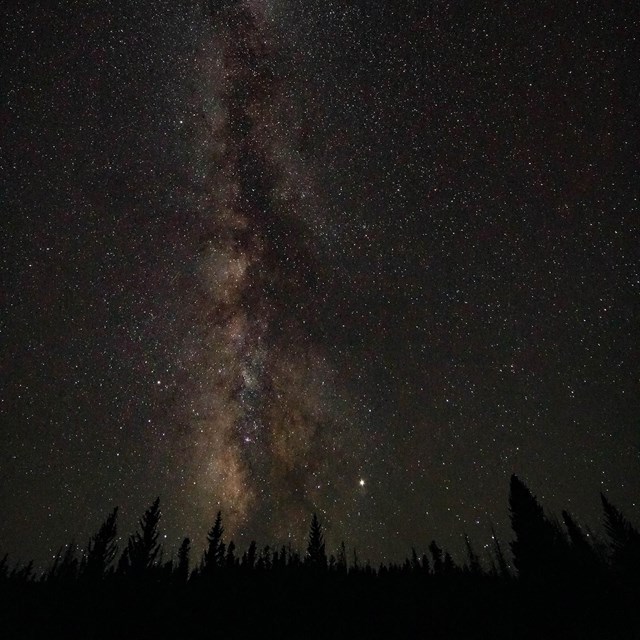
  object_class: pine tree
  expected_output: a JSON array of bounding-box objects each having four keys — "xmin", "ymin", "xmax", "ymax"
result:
[
  {"xmin": 241, "ymin": 540, "xmax": 257, "ymax": 571},
  {"xmin": 489, "ymin": 524, "xmax": 510, "ymax": 578},
  {"xmin": 443, "ymin": 551, "xmax": 455, "ymax": 575},
  {"xmin": 429, "ymin": 540, "xmax": 443, "ymax": 574},
  {"xmin": 562, "ymin": 510, "xmax": 600, "ymax": 579},
  {"xmin": 411, "ymin": 547, "xmax": 421, "ymax": 573},
  {"xmin": 464, "ymin": 533, "xmax": 481, "ymax": 574},
  {"xmin": 125, "ymin": 497, "xmax": 162, "ymax": 578},
  {"xmin": 509, "ymin": 475, "xmax": 561, "ymax": 581},
  {"xmin": 83, "ymin": 507, "xmax": 118, "ymax": 582},
  {"xmin": 351, "ymin": 548, "xmax": 360, "ymax": 574},
  {"xmin": 0, "ymin": 554, "xmax": 8, "ymax": 581},
  {"xmin": 47, "ymin": 542, "xmax": 78, "ymax": 584},
  {"xmin": 176, "ymin": 537, "xmax": 191, "ymax": 582},
  {"xmin": 421, "ymin": 553, "xmax": 430, "ymax": 575},
  {"xmin": 336, "ymin": 541, "xmax": 347, "ymax": 574},
  {"xmin": 305, "ymin": 513, "xmax": 327, "ymax": 570},
  {"xmin": 601, "ymin": 493, "xmax": 640, "ymax": 575},
  {"xmin": 202, "ymin": 511, "xmax": 225, "ymax": 575},
  {"xmin": 226, "ymin": 540, "xmax": 236, "ymax": 569}
]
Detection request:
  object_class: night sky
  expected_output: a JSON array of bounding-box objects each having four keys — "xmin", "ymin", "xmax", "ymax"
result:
[{"xmin": 2, "ymin": 0, "xmax": 639, "ymax": 568}]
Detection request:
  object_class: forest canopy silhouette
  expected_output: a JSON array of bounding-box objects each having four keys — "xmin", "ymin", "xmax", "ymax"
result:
[{"xmin": 1, "ymin": 475, "xmax": 638, "ymax": 639}]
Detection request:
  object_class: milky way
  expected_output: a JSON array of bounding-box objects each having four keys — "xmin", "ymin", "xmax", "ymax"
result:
[{"xmin": 176, "ymin": 0, "xmax": 367, "ymax": 543}]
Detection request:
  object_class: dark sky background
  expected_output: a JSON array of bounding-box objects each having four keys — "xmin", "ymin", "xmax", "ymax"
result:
[{"xmin": 2, "ymin": 0, "xmax": 639, "ymax": 568}]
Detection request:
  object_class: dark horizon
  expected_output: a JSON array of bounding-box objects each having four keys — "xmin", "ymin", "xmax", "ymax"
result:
[
  {"xmin": 2, "ymin": 474, "xmax": 639, "ymax": 640},
  {"xmin": 2, "ymin": 473, "xmax": 637, "ymax": 576}
]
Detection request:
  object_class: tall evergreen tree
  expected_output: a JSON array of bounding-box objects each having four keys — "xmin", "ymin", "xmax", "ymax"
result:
[
  {"xmin": 242, "ymin": 540, "xmax": 257, "ymax": 571},
  {"xmin": 125, "ymin": 497, "xmax": 162, "ymax": 578},
  {"xmin": 202, "ymin": 511, "xmax": 225, "ymax": 575},
  {"xmin": 421, "ymin": 553, "xmax": 430, "ymax": 575},
  {"xmin": 0, "ymin": 554, "xmax": 8, "ymax": 581},
  {"xmin": 601, "ymin": 493, "xmax": 640, "ymax": 575},
  {"xmin": 306, "ymin": 513, "xmax": 327, "ymax": 570},
  {"xmin": 411, "ymin": 547, "xmax": 421, "ymax": 573},
  {"xmin": 47, "ymin": 542, "xmax": 79, "ymax": 584},
  {"xmin": 443, "ymin": 551, "xmax": 455, "ymax": 575},
  {"xmin": 463, "ymin": 533, "xmax": 481, "ymax": 574},
  {"xmin": 176, "ymin": 537, "xmax": 191, "ymax": 582},
  {"xmin": 509, "ymin": 475, "xmax": 561, "ymax": 581},
  {"xmin": 489, "ymin": 525, "xmax": 510, "ymax": 578},
  {"xmin": 225, "ymin": 540, "xmax": 237, "ymax": 569},
  {"xmin": 83, "ymin": 507, "xmax": 118, "ymax": 582},
  {"xmin": 336, "ymin": 541, "xmax": 347, "ymax": 574},
  {"xmin": 429, "ymin": 540, "xmax": 443, "ymax": 574}
]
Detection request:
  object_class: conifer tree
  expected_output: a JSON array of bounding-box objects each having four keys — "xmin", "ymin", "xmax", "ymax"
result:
[
  {"xmin": 225, "ymin": 540, "xmax": 236, "ymax": 569},
  {"xmin": 601, "ymin": 493, "xmax": 640, "ymax": 575},
  {"xmin": 83, "ymin": 507, "xmax": 118, "ymax": 582},
  {"xmin": 202, "ymin": 511, "xmax": 225, "ymax": 575},
  {"xmin": 429, "ymin": 540, "xmax": 443, "ymax": 574},
  {"xmin": 0, "ymin": 554, "xmax": 8, "ymax": 581},
  {"xmin": 411, "ymin": 547, "xmax": 421, "ymax": 573},
  {"xmin": 47, "ymin": 542, "xmax": 78, "ymax": 584},
  {"xmin": 509, "ymin": 475, "xmax": 560, "ymax": 580},
  {"xmin": 176, "ymin": 537, "xmax": 191, "ymax": 582},
  {"xmin": 443, "ymin": 551, "xmax": 455, "ymax": 575},
  {"xmin": 489, "ymin": 525, "xmax": 509, "ymax": 578},
  {"xmin": 464, "ymin": 533, "xmax": 481, "ymax": 574},
  {"xmin": 421, "ymin": 553, "xmax": 430, "ymax": 574},
  {"xmin": 125, "ymin": 498, "xmax": 162, "ymax": 578},
  {"xmin": 305, "ymin": 513, "xmax": 327, "ymax": 570},
  {"xmin": 336, "ymin": 541, "xmax": 347, "ymax": 574}
]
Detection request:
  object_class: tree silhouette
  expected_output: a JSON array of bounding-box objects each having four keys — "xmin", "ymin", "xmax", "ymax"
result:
[
  {"xmin": 242, "ymin": 540, "xmax": 257, "ymax": 571},
  {"xmin": 202, "ymin": 510, "xmax": 225, "ymax": 575},
  {"xmin": 561, "ymin": 509, "xmax": 601, "ymax": 579},
  {"xmin": 443, "ymin": 551, "xmax": 455, "ymax": 575},
  {"xmin": 411, "ymin": 547, "xmax": 421, "ymax": 573},
  {"xmin": 124, "ymin": 497, "xmax": 162, "ymax": 578},
  {"xmin": 429, "ymin": 540, "xmax": 443, "ymax": 574},
  {"xmin": 176, "ymin": 537, "xmax": 191, "ymax": 582},
  {"xmin": 601, "ymin": 493, "xmax": 640, "ymax": 577},
  {"xmin": 464, "ymin": 533, "xmax": 481, "ymax": 575},
  {"xmin": 47, "ymin": 542, "xmax": 79, "ymax": 584},
  {"xmin": 336, "ymin": 541, "xmax": 347, "ymax": 574},
  {"xmin": 1, "ymin": 476, "xmax": 640, "ymax": 640},
  {"xmin": 0, "ymin": 553, "xmax": 8, "ymax": 581},
  {"xmin": 509, "ymin": 474, "xmax": 561, "ymax": 581},
  {"xmin": 225, "ymin": 540, "xmax": 237, "ymax": 569},
  {"xmin": 489, "ymin": 525, "xmax": 510, "ymax": 578},
  {"xmin": 83, "ymin": 507, "xmax": 118, "ymax": 582},
  {"xmin": 306, "ymin": 513, "xmax": 327, "ymax": 570}
]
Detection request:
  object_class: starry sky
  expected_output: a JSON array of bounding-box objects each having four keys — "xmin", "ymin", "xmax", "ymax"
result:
[{"xmin": 2, "ymin": 0, "xmax": 639, "ymax": 567}]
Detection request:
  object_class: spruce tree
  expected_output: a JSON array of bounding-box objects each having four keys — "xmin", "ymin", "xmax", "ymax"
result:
[
  {"xmin": 464, "ymin": 533, "xmax": 481, "ymax": 574},
  {"xmin": 489, "ymin": 524, "xmax": 510, "ymax": 578},
  {"xmin": 176, "ymin": 537, "xmax": 191, "ymax": 582},
  {"xmin": 83, "ymin": 507, "xmax": 118, "ymax": 582},
  {"xmin": 509, "ymin": 475, "xmax": 560, "ymax": 581},
  {"xmin": 429, "ymin": 540, "xmax": 443, "ymax": 574},
  {"xmin": 202, "ymin": 511, "xmax": 225, "ymax": 575},
  {"xmin": 306, "ymin": 513, "xmax": 327, "ymax": 570},
  {"xmin": 601, "ymin": 493, "xmax": 640, "ymax": 575},
  {"xmin": 125, "ymin": 497, "xmax": 162, "ymax": 578},
  {"xmin": 47, "ymin": 542, "xmax": 78, "ymax": 584}
]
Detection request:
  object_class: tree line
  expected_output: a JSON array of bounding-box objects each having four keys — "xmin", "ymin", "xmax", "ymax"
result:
[{"xmin": 1, "ymin": 475, "xmax": 638, "ymax": 639}]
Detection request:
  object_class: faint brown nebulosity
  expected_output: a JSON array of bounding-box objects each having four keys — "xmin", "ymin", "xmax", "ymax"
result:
[{"xmin": 177, "ymin": 0, "xmax": 365, "ymax": 542}]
